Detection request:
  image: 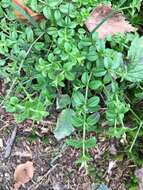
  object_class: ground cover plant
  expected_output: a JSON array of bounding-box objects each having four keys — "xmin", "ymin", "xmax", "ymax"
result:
[{"xmin": 1, "ymin": 0, "xmax": 143, "ymax": 189}]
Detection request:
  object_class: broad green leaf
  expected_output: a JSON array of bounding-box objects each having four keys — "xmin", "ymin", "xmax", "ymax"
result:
[
  {"xmin": 124, "ymin": 37, "xmax": 143, "ymax": 82},
  {"xmin": 54, "ymin": 109, "xmax": 75, "ymax": 140}
]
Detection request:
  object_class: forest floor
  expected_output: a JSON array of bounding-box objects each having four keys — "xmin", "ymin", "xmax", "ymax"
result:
[{"xmin": 0, "ymin": 109, "xmax": 135, "ymax": 190}]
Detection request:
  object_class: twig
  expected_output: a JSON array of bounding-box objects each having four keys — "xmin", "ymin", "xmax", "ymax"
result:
[{"xmin": 4, "ymin": 125, "xmax": 18, "ymax": 159}]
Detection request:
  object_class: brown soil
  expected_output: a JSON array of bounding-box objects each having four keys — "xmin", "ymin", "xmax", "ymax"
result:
[{"xmin": 0, "ymin": 110, "xmax": 135, "ymax": 190}]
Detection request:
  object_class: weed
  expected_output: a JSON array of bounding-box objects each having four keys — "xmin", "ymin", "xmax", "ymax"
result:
[{"xmin": 1, "ymin": 0, "xmax": 143, "ymax": 174}]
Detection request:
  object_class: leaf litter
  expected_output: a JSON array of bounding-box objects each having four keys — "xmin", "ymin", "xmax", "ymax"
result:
[
  {"xmin": 12, "ymin": 0, "xmax": 43, "ymax": 21},
  {"xmin": 85, "ymin": 5, "xmax": 136, "ymax": 38},
  {"xmin": 13, "ymin": 161, "xmax": 34, "ymax": 190},
  {"xmin": 0, "ymin": 115, "xmax": 135, "ymax": 190}
]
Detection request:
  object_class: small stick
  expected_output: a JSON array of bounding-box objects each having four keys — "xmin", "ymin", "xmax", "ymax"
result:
[{"xmin": 4, "ymin": 125, "xmax": 18, "ymax": 159}]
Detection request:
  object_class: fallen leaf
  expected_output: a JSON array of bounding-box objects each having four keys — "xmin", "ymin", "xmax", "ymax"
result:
[
  {"xmin": 135, "ymin": 168, "xmax": 143, "ymax": 190},
  {"xmin": 12, "ymin": 0, "xmax": 44, "ymax": 21},
  {"xmin": 54, "ymin": 109, "xmax": 75, "ymax": 140},
  {"xmin": 85, "ymin": 5, "xmax": 136, "ymax": 38},
  {"xmin": 13, "ymin": 161, "xmax": 34, "ymax": 190}
]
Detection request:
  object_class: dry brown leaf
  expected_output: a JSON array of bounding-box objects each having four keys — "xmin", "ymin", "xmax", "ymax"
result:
[
  {"xmin": 85, "ymin": 5, "xmax": 136, "ymax": 38},
  {"xmin": 13, "ymin": 161, "xmax": 34, "ymax": 190},
  {"xmin": 12, "ymin": 0, "xmax": 44, "ymax": 21}
]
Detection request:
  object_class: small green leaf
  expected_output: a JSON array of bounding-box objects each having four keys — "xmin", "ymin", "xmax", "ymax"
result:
[
  {"xmin": 72, "ymin": 91, "xmax": 84, "ymax": 107},
  {"xmin": 87, "ymin": 113, "xmax": 100, "ymax": 126},
  {"xmin": 89, "ymin": 80, "xmax": 102, "ymax": 90},
  {"xmin": 87, "ymin": 96, "xmax": 100, "ymax": 108},
  {"xmin": 56, "ymin": 94, "xmax": 71, "ymax": 109},
  {"xmin": 81, "ymin": 72, "xmax": 89, "ymax": 85},
  {"xmin": 54, "ymin": 10, "xmax": 62, "ymax": 21},
  {"xmin": 54, "ymin": 109, "xmax": 75, "ymax": 140},
  {"xmin": 25, "ymin": 27, "xmax": 34, "ymax": 42},
  {"xmin": 47, "ymin": 0, "xmax": 62, "ymax": 7},
  {"xmin": 43, "ymin": 7, "xmax": 51, "ymax": 19},
  {"xmin": 72, "ymin": 115, "xmax": 83, "ymax": 128}
]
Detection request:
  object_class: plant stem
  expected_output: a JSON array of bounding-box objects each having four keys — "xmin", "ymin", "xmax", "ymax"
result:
[
  {"xmin": 129, "ymin": 122, "xmax": 143, "ymax": 152},
  {"xmin": 82, "ymin": 72, "xmax": 92, "ymax": 158}
]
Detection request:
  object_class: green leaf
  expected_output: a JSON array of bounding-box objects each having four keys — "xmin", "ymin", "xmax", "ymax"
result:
[
  {"xmin": 0, "ymin": 60, "xmax": 5, "ymax": 66},
  {"xmin": 72, "ymin": 115, "xmax": 83, "ymax": 128},
  {"xmin": 89, "ymin": 80, "xmax": 102, "ymax": 90},
  {"xmin": 43, "ymin": 6, "xmax": 51, "ymax": 19},
  {"xmin": 72, "ymin": 91, "xmax": 84, "ymax": 107},
  {"xmin": 25, "ymin": 27, "xmax": 34, "ymax": 42},
  {"xmin": 54, "ymin": 10, "xmax": 62, "ymax": 21},
  {"xmin": 81, "ymin": 72, "xmax": 89, "ymax": 85},
  {"xmin": 108, "ymin": 127, "xmax": 128, "ymax": 138},
  {"xmin": 87, "ymin": 50, "xmax": 97, "ymax": 61},
  {"xmin": 87, "ymin": 113, "xmax": 100, "ymax": 126},
  {"xmin": 59, "ymin": 3, "xmax": 74, "ymax": 15},
  {"xmin": 54, "ymin": 109, "xmax": 75, "ymax": 140},
  {"xmin": 56, "ymin": 94, "xmax": 71, "ymax": 109},
  {"xmin": 67, "ymin": 137, "xmax": 96, "ymax": 149},
  {"xmin": 30, "ymin": 0, "xmax": 38, "ymax": 11},
  {"xmin": 87, "ymin": 96, "xmax": 100, "ymax": 108},
  {"xmin": 124, "ymin": 37, "xmax": 143, "ymax": 82},
  {"xmin": 47, "ymin": 0, "xmax": 62, "ymax": 7}
]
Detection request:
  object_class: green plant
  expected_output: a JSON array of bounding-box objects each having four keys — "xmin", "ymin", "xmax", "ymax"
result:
[{"xmin": 1, "ymin": 0, "xmax": 143, "ymax": 173}]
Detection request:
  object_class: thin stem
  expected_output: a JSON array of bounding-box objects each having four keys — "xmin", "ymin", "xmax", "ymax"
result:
[
  {"xmin": 82, "ymin": 72, "xmax": 92, "ymax": 158},
  {"xmin": 129, "ymin": 122, "xmax": 143, "ymax": 152},
  {"xmin": 118, "ymin": 6, "xmax": 131, "ymax": 11},
  {"xmin": 125, "ymin": 96, "xmax": 142, "ymax": 124},
  {"xmin": 129, "ymin": 108, "xmax": 142, "ymax": 124}
]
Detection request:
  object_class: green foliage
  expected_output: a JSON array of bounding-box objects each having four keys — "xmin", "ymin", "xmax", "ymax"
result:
[{"xmin": 1, "ymin": 0, "xmax": 143, "ymax": 172}]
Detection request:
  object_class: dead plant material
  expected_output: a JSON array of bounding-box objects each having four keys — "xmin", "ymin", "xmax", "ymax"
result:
[
  {"xmin": 12, "ymin": 0, "xmax": 44, "ymax": 21},
  {"xmin": 85, "ymin": 5, "xmax": 136, "ymax": 38}
]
